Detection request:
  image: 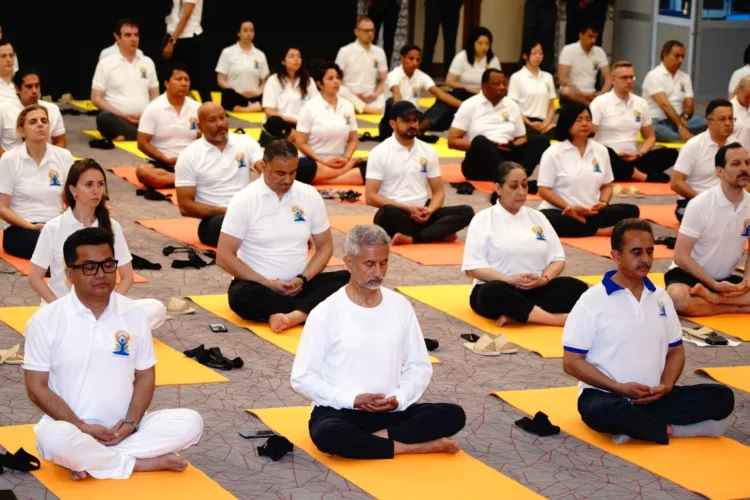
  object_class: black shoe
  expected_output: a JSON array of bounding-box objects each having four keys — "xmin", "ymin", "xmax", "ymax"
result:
[
  {"xmin": 258, "ymin": 435, "xmax": 293, "ymax": 461},
  {"xmin": 515, "ymin": 411, "xmax": 560, "ymax": 436},
  {"xmin": 424, "ymin": 338, "xmax": 439, "ymax": 351},
  {"xmin": 454, "ymin": 182, "xmax": 475, "ymax": 195},
  {"xmin": 655, "ymin": 236, "xmax": 676, "ymax": 249},
  {"xmin": 89, "ymin": 138, "xmax": 114, "ymax": 150},
  {"xmin": 418, "ymin": 133, "xmax": 439, "ymax": 144},
  {"xmin": 183, "ymin": 344, "xmax": 206, "ymax": 358},
  {"xmin": 0, "ymin": 447, "xmax": 41, "ymax": 472},
  {"xmin": 646, "ymin": 172, "xmax": 670, "ymax": 183}
]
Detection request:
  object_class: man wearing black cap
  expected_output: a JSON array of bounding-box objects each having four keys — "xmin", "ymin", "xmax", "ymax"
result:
[{"xmin": 365, "ymin": 101, "xmax": 474, "ymax": 245}]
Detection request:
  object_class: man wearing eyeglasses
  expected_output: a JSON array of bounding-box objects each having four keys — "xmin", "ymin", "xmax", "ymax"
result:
[
  {"xmin": 590, "ymin": 61, "xmax": 678, "ymax": 184},
  {"xmin": 23, "ymin": 227, "xmax": 204, "ymax": 481}
]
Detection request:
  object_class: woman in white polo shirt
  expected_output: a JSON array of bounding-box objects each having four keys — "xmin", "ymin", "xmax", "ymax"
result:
[
  {"xmin": 0, "ymin": 105, "xmax": 72, "ymax": 259},
  {"xmin": 537, "ymin": 103, "xmax": 640, "ymax": 238},
  {"xmin": 295, "ymin": 62, "xmax": 366, "ymax": 185},
  {"xmin": 28, "ymin": 159, "xmax": 165, "ymax": 328},
  {"xmin": 216, "ymin": 20, "xmax": 269, "ymax": 113},
  {"xmin": 463, "ymin": 162, "xmax": 588, "ymax": 326},
  {"xmin": 508, "ymin": 40, "xmax": 556, "ymax": 140}
]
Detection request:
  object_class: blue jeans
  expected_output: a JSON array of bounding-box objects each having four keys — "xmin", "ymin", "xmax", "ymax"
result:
[{"xmin": 652, "ymin": 116, "xmax": 706, "ymax": 143}]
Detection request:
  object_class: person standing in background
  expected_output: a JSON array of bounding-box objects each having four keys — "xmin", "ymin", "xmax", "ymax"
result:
[
  {"xmin": 421, "ymin": 0, "xmax": 464, "ymax": 77},
  {"xmin": 163, "ymin": 0, "xmax": 208, "ymax": 104},
  {"xmin": 566, "ymin": 0, "xmax": 609, "ymax": 46},
  {"xmin": 368, "ymin": 0, "xmax": 403, "ymax": 69},
  {"xmin": 521, "ymin": 0, "xmax": 558, "ymax": 74}
]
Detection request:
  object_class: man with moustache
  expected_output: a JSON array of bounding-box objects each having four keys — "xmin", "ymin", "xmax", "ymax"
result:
[{"xmin": 291, "ymin": 224, "xmax": 466, "ymax": 459}]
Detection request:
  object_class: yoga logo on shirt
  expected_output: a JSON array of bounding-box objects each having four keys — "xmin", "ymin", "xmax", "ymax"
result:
[
  {"xmin": 235, "ymin": 153, "xmax": 247, "ymax": 168},
  {"xmin": 592, "ymin": 61, "xmax": 600, "ymax": 71},
  {"xmin": 48, "ymin": 169, "xmax": 62, "ymax": 187},
  {"xmin": 412, "ymin": 85, "xmax": 421, "ymax": 98},
  {"xmin": 291, "ymin": 205, "xmax": 306, "ymax": 222},
  {"xmin": 139, "ymin": 67, "xmax": 148, "ymax": 79},
  {"xmin": 591, "ymin": 158, "xmax": 602, "ymax": 173},
  {"xmin": 657, "ymin": 301, "xmax": 667, "ymax": 317},
  {"xmin": 113, "ymin": 330, "xmax": 131, "ymax": 357},
  {"xmin": 189, "ymin": 117, "xmax": 198, "ymax": 130},
  {"xmin": 741, "ymin": 218, "xmax": 750, "ymax": 237},
  {"xmin": 419, "ymin": 157, "xmax": 428, "ymax": 173},
  {"xmin": 679, "ymin": 82, "xmax": 686, "ymax": 93},
  {"xmin": 531, "ymin": 226, "xmax": 546, "ymax": 241},
  {"xmin": 500, "ymin": 112, "xmax": 510, "ymax": 122},
  {"xmin": 634, "ymin": 110, "xmax": 642, "ymax": 123},
  {"xmin": 254, "ymin": 59, "xmax": 260, "ymax": 70},
  {"xmin": 342, "ymin": 113, "xmax": 352, "ymax": 126},
  {"xmin": 372, "ymin": 58, "xmax": 379, "ymax": 69}
]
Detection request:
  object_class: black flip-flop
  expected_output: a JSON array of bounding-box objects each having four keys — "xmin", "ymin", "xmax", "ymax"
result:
[
  {"xmin": 424, "ymin": 338, "xmax": 439, "ymax": 351},
  {"xmin": 1, "ymin": 448, "xmax": 41, "ymax": 472},
  {"xmin": 88, "ymin": 138, "xmax": 114, "ymax": 150},
  {"xmin": 258, "ymin": 435, "xmax": 293, "ymax": 461}
]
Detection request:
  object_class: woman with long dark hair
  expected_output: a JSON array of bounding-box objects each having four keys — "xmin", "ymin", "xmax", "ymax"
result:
[{"xmin": 508, "ymin": 39, "xmax": 556, "ymax": 140}]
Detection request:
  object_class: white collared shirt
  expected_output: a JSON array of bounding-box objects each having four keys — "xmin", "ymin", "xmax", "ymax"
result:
[
  {"xmin": 366, "ymin": 136, "xmax": 440, "ymax": 206},
  {"xmin": 451, "ymin": 93, "xmax": 526, "ymax": 143},
  {"xmin": 590, "ymin": 90, "xmax": 652, "ymax": 153},
  {"xmin": 642, "ymin": 63, "xmax": 694, "ymax": 121},
  {"xmin": 670, "ymin": 185, "xmax": 750, "ymax": 279},
  {"xmin": 0, "ymin": 78, "xmax": 15, "ymax": 105},
  {"xmin": 558, "ymin": 42, "xmax": 609, "ymax": 94},
  {"xmin": 563, "ymin": 271, "xmax": 682, "ymax": 394},
  {"xmin": 0, "ymin": 144, "xmax": 72, "ymax": 222},
  {"xmin": 673, "ymin": 131, "xmax": 738, "ymax": 197},
  {"xmin": 137, "ymin": 93, "xmax": 201, "ymax": 159},
  {"xmin": 335, "ymin": 41, "xmax": 388, "ymax": 94},
  {"xmin": 30, "ymin": 208, "xmax": 132, "ymax": 301},
  {"xmin": 296, "ymin": 94, "xmax": 357, "ymax": 159},
  {"xmin": 447, "ymin": 50, "xmax": 501, "ymax": 91},
  {"xmin": 728, "ymin": 64, "xmax": 750, "ymax": 94},
  {"xmin": 23, "ymin": 290, "xmax": 156, "ymax": 428},
  {"xmin": 92, "ymin": 51, "xmax": 159, "ymax": 115},
  {"xmin": 215, "ymin": 43, "xmax": 270, "ymax": 93},
  {"xmin": 166, "ymin": 0, "xmax": 203, "ymax": 38},
  {"xmin": 221, "ymin": 178, "xmax": 329, "ymax": 281},
  {"xmin": 291, "ymin": 287, "xmax": 432, "ymax": 411},
  {"xmin": 99, "ymin": 43, "xmax": 143, "ymax": 61},
  {"xmin": 507, "ymin": 66, "xmax": 556, "ymax": 120},
  {"xmin": 732, "ymin": 96, "xmax": 750, "ymax": 151},
  {"xmin": 261, "ymin": 74, "xmax": 318, "ymax": 121},
  {"xmin": 537, "ymin": 139, "xmax": 614, "ymax": 210},
  {"xmin": 175, "ymin": 134, "xmax": 262, "ymax": 207},
  {"xmin": 0, "ymin": 99, "xmax": 66, "ymax": 152},
  {"xmin": 385, "ymin": 65, "xmax": 436, "ymax": 107}
]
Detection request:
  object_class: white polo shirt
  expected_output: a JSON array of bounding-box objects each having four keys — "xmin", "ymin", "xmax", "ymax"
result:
[
  {"xmin": 92, "ymin": 51, "xmax": 159, "ymax": 116},
  {"xmin": 215, "ymin": 43, "xmax": 270, "ymax": 94},
  {"xmin": 537, "ymin": 139, "xmax": 614, "ymax": 211},
  {"xmin": 670, "ymin": 185, "xmax": 750, "ymax": 279},
  {"xmin": 732, "ymin": 96, "xmax": 750, "ymax": 151},
  {"xmin": 642, "ymin": 63, "xmax": 694, "ymax": 121},
  {"xmin": 261, "ymin": 74, "xmax": 318, "ymax": 121},
  {"xmin": 507, "ymin": 66, "xmax": 556, "ymax": 120},
  {"xmin": 0, "ymin": 144, "xmax": 72, "ymax": 223},
  {"xmin": 366, "ymin": 136, "xmax": 440, "ymax": 206},
  {"xmin": 99, "ymin": 44, "xmax": 143, "ymax": 61},
  {"xmin": 221, "ymin": 179, "xmax": 329, "ymax": 282},
  {"xmin": 728, "ymin": 64, "xmax": 750, "ymax": 94},
  {"xmin": 31, "ymin": 208, "xmax": 132, "ymax": 301},
  {"xmin": 335, "ymin": 41, "xmax": 388, "ymax": 95},
  {"xmin": 451, "ymin": 93, "xmax": 526, "ymax": 143},
  {"xmin": 385, "ymin": 66, "xmax": 436, "ymax": 107},
  {"xmin": 591, "ymin": 91, "xmax": 652, "ymax": 153},
  {"xmin": 296, "ymin": 95, "xmax": 357, "ymax": 159},
  {"xmin": 463, "ymin": 203, "xmax": 565, "ymax": 287},
  {"xmin": 175, "ymin": 134, "xmax": 263, "ymax": 207},
  {"xmin": 673, "ymin": 131, "xmax": 738, "ymax": 198},
  {"xmin": 137, "ymin": 93, "xmax": 200, "ymax": 159},
  {"xmin": 563, "ymin": 271, "xmax": 682, "ymax": 393},
  {"xmin": 166, "ymin": 0, "xmax": 203, "ymax": 38},
  {"xmin": 23, "ymin": 290, "xmax": 156, "ymax": 428},
  {"xmin": 558, "ymin": 42, "xmax": 609, "ymax": 94},
  {"xmin": 0, "ymin": 78, "xmax": 15, "ymax": 105},
  {"xmin": 447, "ymin": 50, "xmax": 501, "ymax": 90},
  {"xmin": 0, "ymin": 99, "xmax": 66, "ymax": 152}
]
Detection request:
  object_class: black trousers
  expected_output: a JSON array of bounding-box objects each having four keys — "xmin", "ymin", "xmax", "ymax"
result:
[
  {"xmin": 423, "ymin": 88, "xmax": 473, "ymax": 132},
  {"xmin": 295, "ymin": 158, "xmax": 367, "ymax": 186},
  {"xmin": 309, "ymin": 403, "xmax": 466, "ymax": 459},
  {"xmin": 373, "ymin": 204, "xmax": 474, "ymax": 243},
  {"xmin": 422, "ymin": 0, "xmax": 465, "ymax": 75},
  {"xmin": 675, "ymin": 198, "xmax": 690, "ymax": 222},
  {"xmin": 470, "ymin": 277, "xmax": 589, "ymax": 323},
  {"xmin": 522, "ymin": 0, "xmax": 558, "ymax": 74},
  {"xmin": 664, "ymin": 266, "xmax": 743, "ymax": 289},
  {"xmin": 227, "ymin": 270, "xmax": 350, "ymax": 321},
  {"xmin": 606, "ymin": 147, "xmax": 678, "ymax": 182},
  {"xmin": 578, "ymin": 385, "xmax": 734, "ymax": 444},
  {"xmin": 379, "ymin": 98, "xmax": 396, "ymax": 139},
  {"xmin": 368, "ymin": 0, "xmax": 402, "ymax": 67},
  {"xmin": 197, "ymin": 215, "xmax": 224, "ymax": 248},
  {"xmin": 169, "ymin": 34, "xmax": 209, "ymax": 103},
  {"xmin": 221, "ymin": 88, "xmax": 262, "ymax": 110},
  {"xmin": 525, "ymin": 118, "xmax": 556, "ymax": 141},
  {"xmin": 565, "ymin": 0, "xmax": 609, "ymax": 46},
  {"xmin": 96, "ymin": 111, "xmax": 137, "ymax": 141},
  {"xmin": 461, "ymin": 135, "xmax": 550, "ymax": 181},
  {"xmin": 541, "ymin": 204, "xmax": 640, "ymax": 238},
  {"xmin": 2, "ymin": 225, "xmax": 41, "ymax": 259}
]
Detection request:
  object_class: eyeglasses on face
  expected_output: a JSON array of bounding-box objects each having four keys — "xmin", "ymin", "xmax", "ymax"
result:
[{"xmin": 70, "ymin": 259, "xmax": 119, "ymax": 275}]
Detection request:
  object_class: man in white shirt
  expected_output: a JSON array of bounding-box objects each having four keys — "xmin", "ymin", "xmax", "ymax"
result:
[
  {"xmin": 732, "ymin": 76, "xmax": 750, "ymax": 151},
  {"xmin": 0, "ymin": 68, "xmax": 66, "ymax": 156},
  {"xmin": 727, "ymin": 44, "xmax": 750, "ymax": 98},
  {"xmin": 366, "ymin": 101, "xmax": 474, "ymax": 245},
  {"xmin": 291, "ymin": 224, "xmax": 465, "ymax": 459},
  {"xmin": 336, "ymin": 16, "xmax": 388, "ymax": 113},
  {"xmin": 175, "ymin": 102, "xmax": 263, "ymax": 247},
  {"xmin": 448, "ymin": 68, "xmax": 550, "ymax": 185},
  {"xmin": 217, "ymin": 139, "xmax": 350, "ymax": 334},
  {"xmin": 0, "ymin": 41, "xmax": 16, "ymax": 105},
  {"xmin": 162, "ymin": 0, "xmax": 207, "ymax": 103},
  {"xmin": 0, "ymin": 25, "xmax": 19, "ymax": 74},
  {"xmin": 100, "ymin": 44, "xmax": 144, "ymax": 61},
  {"xmin": 135, "ymin": 63, "xmax": 200, "ymax": 189},
  {"xmin": 669, "ymin": 99, "xmax": 738, "ymax": 221},
  {"xmin": 642, "ymin": 40, "xmax": 706, "ymax": 143},
  {"xmin": 24, "ymin": 227, "xmax": 203, "ymax": 480},
  {"xmin": 558, "ymin": 23, "xmax": 611, "ymax": 106},
  {"xmin": 590, "ymin": 61, "xmax": 677, "ymax": 183},
  {"xmin": 91, "ymin": 20, "xmax": 159, "ymax": 146},
  {"xmin": 563, "ymin": 219, "xmax": 734, "ymax": 445},
  {"xmin": 666, "ymin": 143, "xmax": 750, "ymax": 316}
]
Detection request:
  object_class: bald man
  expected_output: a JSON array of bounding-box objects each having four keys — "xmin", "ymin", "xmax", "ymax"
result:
[{"xmin": 174, "ymin": 102, "xmax": 263, "ymax": 247}]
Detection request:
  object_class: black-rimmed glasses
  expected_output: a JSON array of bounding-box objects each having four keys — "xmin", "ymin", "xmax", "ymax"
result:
[{"xmin": 69, "ymin": 259, "xmax": 119, "ymax": 275}]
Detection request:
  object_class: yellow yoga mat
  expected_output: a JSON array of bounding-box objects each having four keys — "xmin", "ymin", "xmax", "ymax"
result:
[
  {"xmin": 247, "ymin": 406, "xmax": 541, "ymax": 500},
  {"xmin": 493, "ymin": 387, "xmax": 750, "ymax": 500},
  {"xmin": 188, "ymin": 294, "xmax": 439, "ymax": 364},
  {"xmin": 0, "ymin": 306, "xmax": 228, "ymax": 386},
  {"xmin": 83, "ymin": 131, "xmax": 147, "ymax": 159},
  {"xmin": 226, "ymin": 111, "xmax": 265, "ymax": 123},
  {"xmin": 0, "ymin": 424, "xmax": 234, "ymax": 500},
  {"xmin": 577, "ymin": 273, "xmax": 666, "ymax": 288},
  {"xmin": 70, "ymin": 100, "xmax": 98, "ymax": 111},
  {"xmin": 694, "ymin": 366, "xmax": 750, "ymax": 393},
  {"xmin": 189, "ymin": 90, "xmax": 223, "ymax": 104},
  {"xmin": 432, "ymin": 138, "xmax": 465, "ymax": 159},
  {"xmin": 355, "ymin": 113, "xmax": 382, "ymax": 124},
  {"xmin": 682, "ymin": 315, "xmax": 750, "ymax": 342},
  {"xmin": 418, "ymin": 96, "xmax": 436, "ymax": 108}
]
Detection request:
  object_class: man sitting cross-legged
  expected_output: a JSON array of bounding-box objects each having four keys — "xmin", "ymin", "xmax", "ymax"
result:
[
  {"xmin": 563, "ymin": 218, "xmax": 735, "ymax": 445},
  {"xmin": 24, "ymin": 227, "xmax": 204, "ymax": 480},
  {"xmin": 291, "ymin": 224, "xmax": 466, "ymax": 459},
  {"xmin": 666, "ymin": 142, "xmax": 750, "ymax": 316},
  {"xmin": 217, "ymin": 139, "xmax": 350, "ymax": 333},
  {"xmin": 366, "ymin": 100, "xmax": 474, "ymax": 245}
]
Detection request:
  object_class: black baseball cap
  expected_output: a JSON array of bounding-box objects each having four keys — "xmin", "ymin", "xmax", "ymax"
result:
[{"xmin": 390, "ymin": 100, "xmax": 422, "ymax": 120}]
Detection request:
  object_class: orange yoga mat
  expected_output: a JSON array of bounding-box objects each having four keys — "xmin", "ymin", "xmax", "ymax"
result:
[
  {"xmin": 639, "ymin": 205, "xmax": 680, "ymax": 230},
  {"xmin": 561, "ymin": 236, "xmax": 674, "ymax": 259},
  {"xmin": 694, "ymin": 366, "xmax": 750, "ymax": 393},
  {"xmin": 106, "ymin": 167, "xmax": 178, "ymax": 206}
]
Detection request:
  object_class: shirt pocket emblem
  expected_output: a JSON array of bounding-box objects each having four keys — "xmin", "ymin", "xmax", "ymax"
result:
[
  {"xmin": 140, "ymin": 67, "xmax": 148, "ymax": 79},
  {"xmin": 591, "ymin": 158, "xmax": 602, "ymax": 173},
  {"xmin": 113, "ymin": 330, "xmax": 131, "ymax": 357},
  {"xmin": 741, "ymin": 218, "xmax": 750, "ymax": 238},
  {"xmin": 592, "ymin": 61, "xmax": 600, "ymax": 71},
  {"xmin": 419, "ymin": 157, "xmax": 428, "ymax": 173},
  {"xmin": 657, "ymin": 301, "xmax": 667, "ymax": 317},
  {"xmin": 189, "ymin": 117, "xmax": 198, "ymax": 130},
  {"xmin": 48, "ymin": 169, "xmax": 62, "ymax": 187},
  {"xmin": 634, "ymin": 110, "xmax": 641, "ymax": 123},
  {"xmin": 532, "ymin": 226, "xmax": 547, "ymax": 241},
  {"xmin": 235, "ymin": 153, "xmax": 247, "ymax": 168},
  {"xmin": 292, "ymin": 205, "xmax": 306, "ymax": 222}
]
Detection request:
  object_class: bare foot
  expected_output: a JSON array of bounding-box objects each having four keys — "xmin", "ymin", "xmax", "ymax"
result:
[
  {"xmin": 69, "ymin": 471, "xmax": 88, "ymax": 481},
  {"xmin": 395, "ymin": 437, "xmax": 461, "ymax": 455},
  {"xmin": 690, "ymin": 283, "xmax": 718, "ymax": 304},
  {"xmin": 495, "ymin": 315, "xmax": 517, "ymax": 327},
  {"xmin": 392, "ymin": 233, "xmax": 413, "ymax": 246},
  {"xmin": 269, "ymin": 313, "xmax": 292, "ymax": 333},
  {"xmin": 134, "ymin": 453, "xmax": 188, "ymax": 473},
  {"xmin": 443, "ymin": 233, "xmax": 458, "ymax": 243},
  {"xmin": 113, "ymin": 135, "xmax": 126, "ymax": 142}
]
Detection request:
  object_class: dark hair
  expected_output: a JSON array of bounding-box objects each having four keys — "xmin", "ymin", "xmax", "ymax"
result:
[
  {"xmin": 13, "ymin": 67, "xmax": 39, "ymax": 89},
  {"xmin": 521, "ymin": 39, "xmax": 543, "ymax": 61},
  {"xmin": 494, "ymin": 161, "xmax": 526, "ymax": 186},
  {"xmin": 481, "ymin": 68, "xmax": 503, "ymax": 84},
  {"xmin": 555, "ymin": 102, "xmax": 591, "ymax": 142},
  {"xmin": 715, "ymin": 142, "xmax": 745, "ymax": 168},
  {"xmin": 400, "ymin": 44, "xmax": 422, "ymax": 57},
  {"xmin": 273, "ymin": 45, "xmax": 311, "ymax": 99},
  {"xmin": 706, "ymin": 98, "xmax": 732, "ymax": 117},
  {"xmin": 114, "ymin": 19, "xmax": 138, "ymax": 36},
  {"xmin": 611, "ymin": 219, "xmax": 653, "ymax": 252},
  {"xmin": 660, "ymin": 40, "xmax": 684, "ymax": 60},
  {"xmin": 313, "ymin": 61, "xmax": 342, "ymax": 86},
  {"xmin": 64, "ymin": 159, "xmax": 113, "ymax": 235},
  {"xmin": 578, "ymin": 20, "xmax": 600, "ymax": 35},
  {"xmin": 237, "ymin": 19, "xmax": 254, "ymax": 32},
  {"xmin": 744, "ymin": 43, "xmax": 750, "ymax": 66},
  {"xmin": 165, "ymin": 62, "xmax": 190, "ymax": 83},
  {"xmin": 263, "ymin": 139, "xmax": 298, "ymax": 164},
  {"xmin": 0, "ymin": 40, "xmax": 12, "ymax": 51},
  {"xmin": 464, "ymin": 26, "xmax": 494, "ymax": 65},
  {"xmin": 63, "ymin": 227, "xmax": 115, "ymax": 269}
]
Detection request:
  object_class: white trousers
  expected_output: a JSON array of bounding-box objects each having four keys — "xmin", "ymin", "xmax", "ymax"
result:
[
  {"xmin": 136, "ymin": 298, "xmax": 167, "ymax": 330},
  {"xmin": 35, "ymin": 409, "xmax": 203, "ymax": 479},
  {"xmin": 339, "ymin": 85, "xmax": 386, "ymax": 113}
]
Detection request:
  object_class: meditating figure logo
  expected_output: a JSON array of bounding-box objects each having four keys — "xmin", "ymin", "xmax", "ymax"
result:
[
  {"xmin": 113, "ymin": 330, "xmax": 131, "ymax": 357},
  {"xmin": 419, "ymin": 157, "xmax": 428, "ymax": 173},
  {"xmin": 634, "ymin": 110, "xmax": 641, "ymax": 123},
  {"xmin": 372, "ymin": 58, "xmax": 378, "ymax": 69},
  {"xmin": 592, "ymin": 158, "xmax": 601, "ymax": 173},
  {"xmin": 412, "ymin": 85, "xmax": 421, "ymax": 99},
  {"xmin": 657, "ymin": 301, "xmax": 667, "ymax": 317},
  {"xmin": 189, "ymin": 117, "xmax": 198, "ymax": 130},
  {"xmin": 343, "ymin": 113, "xmax": 351, "ymax": 126},
  {"xmin": 292, "ymin": 205, "xmax": 306, "ymax": 222},
  {"xmin": 48, "ymin": 169, "xmax": 61, "ymax": 187},
  {"xmin": 741, "ymin": 219, "xmax": 750, "ymax": 237},
  {"xmin": 501, "ymin": 112, "xmax": 509, "ymax": 122},
  {"xmin": 140, "ymin": 67, "xmax": 147, "ymax": 79},
  {"xmin": 236, "ymin": 153, "xmax": 247, "ymax": 168},
  {"xmin": 680, "ymin": 82, "xmax": 686, "ymax": 93},
  {"xmin": 532, "ymin": 226, "xmax": 546, "ymax": 241},
  {"xmin": 254, "ymin": 59, "xmax": 260, "ymax": 70},
  {"xmin": 593, "ymin": 61, "xmax": 600, "ymax": 71}
]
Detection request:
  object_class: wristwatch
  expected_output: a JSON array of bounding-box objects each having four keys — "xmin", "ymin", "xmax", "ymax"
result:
[
  {"xmin": 296, "ymin": 274, "xmax": 309, "ymax": 287},
  {"xmin": 123, "ymin": 419, "xmax": 139, "ymax": 432}
]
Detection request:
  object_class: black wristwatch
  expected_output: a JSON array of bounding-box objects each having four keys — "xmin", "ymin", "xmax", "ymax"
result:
[
  {"xmin": 123, "ymin": 419, "xmax": 139, "ymax": 432},
  {"xmin": 296, "ymin": 274, "xmax": 308, "ymax": 287}
]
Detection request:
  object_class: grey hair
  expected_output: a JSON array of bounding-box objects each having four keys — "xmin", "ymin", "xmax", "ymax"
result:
[{"xmin": 344, "ymin": 224, "xmax": 391, "ymax": 257}]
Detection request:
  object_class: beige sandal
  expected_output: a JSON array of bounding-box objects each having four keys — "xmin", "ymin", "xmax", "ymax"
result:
[
  {"xmin": 166, "ymin": 298, "xmax": 196, "ymax": 315},
  {"xmin": 613, "ymin": 185, "xmax": 629, "ymax": 198},
  {"xmin": 463, "ymin": 334, "xmax": 518, "ymax": 356},
  {"xmin": 625, "ymin": 185, "xmax": 645, "ymax": 198},
  {"xmin": 0, "ymin": 344, "xmax": 23, "ymax": 365}
]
